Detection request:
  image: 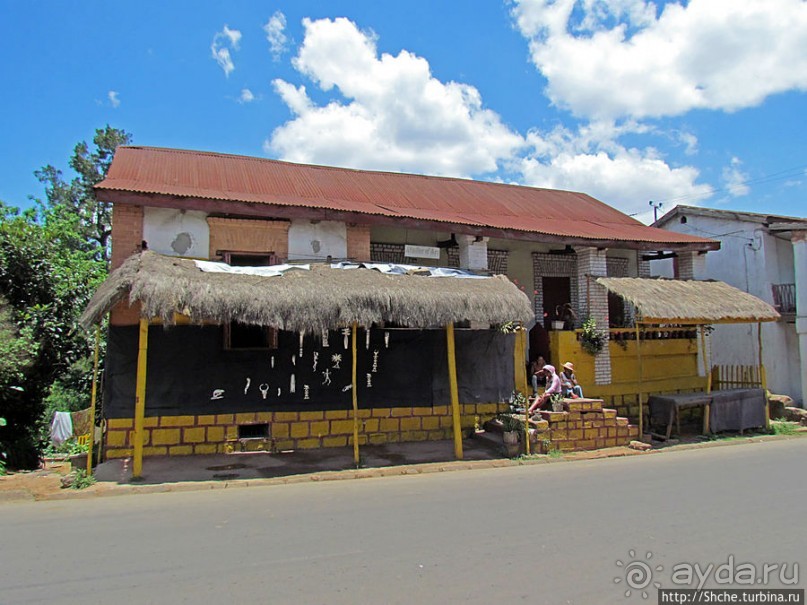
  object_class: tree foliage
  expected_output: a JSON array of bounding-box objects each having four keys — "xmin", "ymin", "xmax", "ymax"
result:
[
  {"xmin": 0, "ymin": 125, "xmax": 130, "ymax": 468},
  {"xmin": 34, "ymin": 125, "xmax": 131, "ymax": 261}
]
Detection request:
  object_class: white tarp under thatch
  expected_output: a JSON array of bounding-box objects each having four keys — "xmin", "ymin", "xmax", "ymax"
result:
[
  {"xmin": 596, "ymin": 277, "xmax": 780, "ymax": 325},
  {"xmin": 81, "ymin": 251, "xmax": 534, "ymax": 332}
]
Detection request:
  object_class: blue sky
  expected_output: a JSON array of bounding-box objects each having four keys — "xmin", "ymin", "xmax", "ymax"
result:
[{"xmin": 2, "ymin": 0, "xmax": 805, "ymax": 223}]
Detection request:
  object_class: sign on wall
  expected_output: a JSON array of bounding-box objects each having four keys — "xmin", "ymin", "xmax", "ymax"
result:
[{"xmin": 404, "ymin": 245, "xmax": 440, "ymax": 260}]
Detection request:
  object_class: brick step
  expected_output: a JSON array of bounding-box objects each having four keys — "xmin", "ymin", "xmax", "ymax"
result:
[
  {"xmin": 564, "ymin": 398, "xmax": 603, "ymax": 413},
  {"xmin": 489, "ymin": 411, "xmax": 640, "ymax": 455},
  {"xmin": 531, "ymin": 406, "xmax": 640, "ymax": 452}
]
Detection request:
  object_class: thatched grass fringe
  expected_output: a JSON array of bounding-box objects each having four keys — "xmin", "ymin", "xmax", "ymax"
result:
[
  {"xmin": 596, "ymin": 277, "xmax": 780, "ymax": 324},
  {"xmin": 80, "ymin": 252, "xmax": 534, "ymax": 332}
]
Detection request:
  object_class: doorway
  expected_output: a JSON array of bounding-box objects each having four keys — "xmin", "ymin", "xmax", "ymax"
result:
[{"xmin": 542, "ymin": 276, "xmax": 572, "ymax": 330}]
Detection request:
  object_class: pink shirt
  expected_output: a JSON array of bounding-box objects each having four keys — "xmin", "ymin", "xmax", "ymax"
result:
[{"xmin": 544, "ymin": 371, "xmax": 562, "ymax": 395}]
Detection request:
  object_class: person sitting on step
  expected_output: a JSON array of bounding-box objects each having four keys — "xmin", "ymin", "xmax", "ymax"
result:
[
  {"xmin": 528, "ymin": 365, "xmax": 562, "ymax": 415},
  {"xmin": 560, "ymin": 361, "xmax": 584, "ymax": 399}
]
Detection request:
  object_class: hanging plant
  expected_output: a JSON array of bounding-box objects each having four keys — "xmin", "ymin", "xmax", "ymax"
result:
[{"xmin": 580, "ymin": 316, "xmax": 607, "ymax": 356}]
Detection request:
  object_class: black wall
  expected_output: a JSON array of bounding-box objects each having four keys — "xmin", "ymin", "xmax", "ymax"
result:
[{"xmin": 103, "ymin": 325, "xmax": 515, "ymax": 418}]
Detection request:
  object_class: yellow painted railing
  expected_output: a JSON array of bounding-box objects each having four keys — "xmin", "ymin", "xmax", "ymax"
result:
[{"xmin": 711, "ymin": 365, "xmax": 763, "ymax": 390}]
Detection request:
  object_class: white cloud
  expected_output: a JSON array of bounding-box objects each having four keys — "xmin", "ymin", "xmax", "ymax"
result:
[
  {"xmin": 266, "ymin": 17, "xmax": 524, "ymax": 177},
  {"xmin": 264, "ymin": 11, "xmax": 288, "ymax": 60},
  {"xmin": 108, "ymin": 90, "xmax": 120, "ymax": 108},
  {"xmin": 211, "ymin": 25, "xmax": 242, "ymax": 77},
  {"xmin": 238, "ymin": 88, "xmax": 255, "ymax": 104},
  {"xmin": 512, "ymin": 0, "xmax": 807, "ymax": 119},
  {"xmin": 265, "ymin": 15, "xmax": 716, "ymax": 220},
  {"xmin": 722, "ymin": 157, "xmax": 750, "ymax": 197},
  {"xmin": 517, "ymin": 122, "xmax": 713, "ymax": 219},
  {"xmin": 675, "ymin": 131, "xmax": 698, "ymax": 156}
]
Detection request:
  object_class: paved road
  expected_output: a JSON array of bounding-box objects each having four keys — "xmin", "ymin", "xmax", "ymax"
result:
[{"xmin": 2, "ymin": 439, "xmax": 804, "ymax": 604}]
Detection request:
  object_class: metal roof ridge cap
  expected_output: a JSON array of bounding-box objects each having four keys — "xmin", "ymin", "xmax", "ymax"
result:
[{"xmin": 112, "ymin": 146, "xmax": 599, "ymax": 198}]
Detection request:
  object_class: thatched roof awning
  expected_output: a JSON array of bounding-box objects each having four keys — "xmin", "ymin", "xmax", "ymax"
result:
[
  {"xmin": 596, "ymin": 277, "xmax": 780, "ymax": 325},
  {"xmin": 81, "ymin": 252, "xmax": 534, "ymax": 332}
]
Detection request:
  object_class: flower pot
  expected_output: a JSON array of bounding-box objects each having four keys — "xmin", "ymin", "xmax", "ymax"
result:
[
  {"xmin": 552, "ymin": 401, "xmax": 565, "ymax": 413},
  {"xmin": 502, "ymin": 430, "xmax": 522, "ymax": 457},
  {"xmin": 502, "ymin": 431, "xmax": 520, "ymax": 445},
  {"xmin": 551, "ymin": 320, "xmax": 565, "ymax": 330}
]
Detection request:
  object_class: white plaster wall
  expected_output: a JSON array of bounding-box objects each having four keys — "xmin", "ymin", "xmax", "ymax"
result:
[
  {"xmin": 653, "ymin": 257, "xmax": 675, "ymax": 277},
  {"xmin": 288, "ymin": 220, "xmax": 347, "ymax": 261},
  {"xmin": 142, "ymin": 207, "xmax": 210, "ymax": 258},
  {"xmin": 653, "ymin": 213, "xmax": 802, "ymax": 403}
]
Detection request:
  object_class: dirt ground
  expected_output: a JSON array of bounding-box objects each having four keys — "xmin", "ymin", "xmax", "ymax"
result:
[{"xmin": 0, "ymin": 462, "xmax": 71, "ymax": 500}]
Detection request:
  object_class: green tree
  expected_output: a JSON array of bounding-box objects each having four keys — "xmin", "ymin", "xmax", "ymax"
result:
[
  {"xmin": 0, "ymin": 125, "xmax": 129, "ymax": 467},
  {"xmin": 34, "ymin": 125, "xmax": 131, "ymax": 261},
  {"xmin": 0, "ymin": 203, "xmax": 106, "ymax": 467}
]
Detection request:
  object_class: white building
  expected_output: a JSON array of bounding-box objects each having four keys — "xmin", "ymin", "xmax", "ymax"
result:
[{"xmin": 652, "ymin": 206, "xmax": 807, "ymax": 406}]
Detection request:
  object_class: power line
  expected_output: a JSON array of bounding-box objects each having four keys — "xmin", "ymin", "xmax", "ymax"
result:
[{"xmin": 655, "ymin": 162, "xmax": 807, "ymax": 205}]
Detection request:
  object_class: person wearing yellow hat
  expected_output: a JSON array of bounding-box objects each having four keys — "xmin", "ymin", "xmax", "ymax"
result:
[{"xmin": 561, "ymin": 362, "xmax": 583, "ymax": 398}]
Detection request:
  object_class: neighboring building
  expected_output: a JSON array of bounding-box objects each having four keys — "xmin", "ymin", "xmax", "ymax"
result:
[
  {"xmin": 652, "ymin": 205, "xmax": 807, "ymax": 406},
  {"xmin": 88, "ymin": 146, "xmax": 720, "ymax": 458}
]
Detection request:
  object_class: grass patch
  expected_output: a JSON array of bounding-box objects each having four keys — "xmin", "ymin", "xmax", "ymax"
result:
[
  {"xmin": 70, "ymin": 469, "xmax": 96, "ymax": 490},
  {"xmin": 770, "ymin": 420, "xmax": 800, "ymax": 436}
]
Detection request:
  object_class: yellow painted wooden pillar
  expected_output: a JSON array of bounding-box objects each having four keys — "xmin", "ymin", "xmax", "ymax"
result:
[
  {"xmin": 132, "ymin": 318, "xmax": 149, "ymax": 480},
  {"xmin": 700, "ymin": 325, "xmax": 712, "ymax": 434},
  {"xmin": 513, "ymin": 326, "xmax": 528, "ymax": 396},
  {"xmin": 86, "ymin": 325, "xmax": 101, "ymax": 475},
  {"xmin": 446, "ymin": 323, "xmax": 463, "ymax": 460},
  {"xmin": 701, "ymin": 326, "xmax": 712, "ymax": 394},
  {"xmin": 351, "ymin": 322, "xmax": 360, "ymax": 467},
  {"xmin": 517, "ymin": 327, "xmax": 530, "ymax": 455},
  {"xmin": 635, "ymin": 323, "xmax": 643, "ymax": 439}
]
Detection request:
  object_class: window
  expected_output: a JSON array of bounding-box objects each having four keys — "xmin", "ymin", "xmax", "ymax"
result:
[
  {"xmin": 222, "ymin": 251, "xmax": 279, "ymax": 350},
  {"xmin": 222, "ymin": 251, "xmax": 277, "ymax": 266}
]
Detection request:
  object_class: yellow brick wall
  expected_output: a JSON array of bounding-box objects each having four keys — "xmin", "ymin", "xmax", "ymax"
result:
[
  {"xmin": 549, "ymin": 330, "xmax": 707, "ymax": 421},
  {"xmin": 103, "ymin": 402, "xmax": 508, "ymax": 459}
]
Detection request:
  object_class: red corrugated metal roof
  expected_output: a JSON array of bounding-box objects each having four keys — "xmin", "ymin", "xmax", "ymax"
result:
[{"xmin": 96, "ymin": 146, "xmax": 716, "ymax": 247}]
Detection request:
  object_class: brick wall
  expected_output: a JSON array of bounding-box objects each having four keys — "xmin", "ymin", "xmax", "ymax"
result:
[
  {"xmin": 606, "ymin": 257, "xmax": 628, "ymax": 277},
  {"xmin": 371, "ymin": 242, "xmax": 406, "ymax": 263},
  {"xmin": 346, "ymin": 224, "xmax": 371, "ymax": 261},
  {"xmin": 676, "ymin": 251, "xmax": 695, "ymax": 280},
  {"xmin": 447, "ymin": 248, "xmax": 509, "ymax": 274},
  {"xmin": 104, "ymin": 402, "xmax": 508, "ymax": 458},
  {"xmin": 638, "ymin": 258, "xmax": 651, "ymax": 278},
  {"xmin": 577, "ymin": 247, "xmax": 611, "ymax": 385},
  {"xmin": 207, "ymin": 217, "xmax": 289, "ymax": 260},
  {"xmin": 111, "ymin": 204, "xmax": 144, "ymax": 270},
  {"xmin": 110, "ymin": 204, "xmax": 145, "ymax": 325},
  {"xmin": 370, "ymin": 244, "xmax": 509, "ymax": 273}
]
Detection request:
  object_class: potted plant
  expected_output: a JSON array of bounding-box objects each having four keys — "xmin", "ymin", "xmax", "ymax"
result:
[
  {"xmin": 580, "ymin": 316, "xmax": 606, "ymax": 355},
  {"xmin": 510, "ymin": 390, "xmax": 528, "ymax": 414},
  {"xmin": 498, "ymin": 414, "xmax": 525, "ymax": 456},
  {"xmin": 550, "ymin": 393, "xmax": 565, "ymax": 413}
]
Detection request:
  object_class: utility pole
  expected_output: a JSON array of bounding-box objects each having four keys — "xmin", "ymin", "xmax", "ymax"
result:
[{"xmin": 649, "ymin": 200, "xmax": 663, "ymax": 222}]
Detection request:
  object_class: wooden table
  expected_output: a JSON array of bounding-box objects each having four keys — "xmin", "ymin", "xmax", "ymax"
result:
[
  {"xmin": 648, "ymin": 389, "xmax": 766, "ymax": 439},
  {"xmin": 648, "ymin": 393, "xmax": 712, "ymax": 439}
]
